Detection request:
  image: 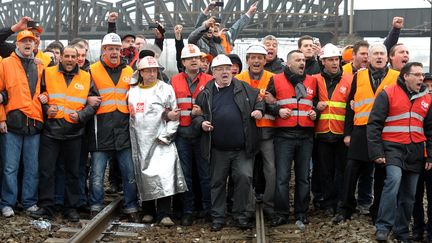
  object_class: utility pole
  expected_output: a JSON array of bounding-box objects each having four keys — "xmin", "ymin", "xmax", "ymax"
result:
[
  {"xmin": 55, "ymin": 0, "xmax": 61, "ymax": 41},
  {"xmin": 68, "ymin": 0, "xmax": 79, "ymax": 41},
  {"xmin": 429, "ymin": 0, "xmax": 432, "ymax": 72},
  {"xmin": 349, "ymin": 0, "xmax": 354, "ymax": 35}
]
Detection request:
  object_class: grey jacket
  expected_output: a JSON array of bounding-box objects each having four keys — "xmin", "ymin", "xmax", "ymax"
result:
[{"xmin": 188, "ymin": 12, "xmax": 251, "ymax": 55}]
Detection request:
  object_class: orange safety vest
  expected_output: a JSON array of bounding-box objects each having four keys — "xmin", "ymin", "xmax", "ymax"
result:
[
  {"xmin": 342, "ymin": 63, "xmax": 353, "ymax": 75},
  {"xmin": 0, "ymin": 52, "xmax": 44, "ymax": 122},
  {"xmin": 44, "ymin": 66, "xmax": 91, "ymax": 124},
  {"xmin": 36, "ymin": 51, "xmax": 52, "ymax": 68},
  {"xmin": 353, "ymin": 69, "xmax": 399, "ymax": 125},
  {"xmin": 236, "ymin": 70, "xmax": 275, "ymax": 127},
  {"xmin": 273, "ymin": 73, "xmax": 317, "ymax": 127},
  {"xmin": 315, "ymin": 73, "xmax": 353, "ymax": 134},
  {"xmin": 381, "ymin": 84, "xmax": 431, "ymax": 144},
  {"xmin": 220, "ymin": 33, "xmax": 232, "ymax": 54},
  {"xmin": 171, "ymin": 72, "xmax": 213, "ymax": 126},
  {"xmin": 90, "ymin": 61, "xmax": 132, "ymax": 115}
]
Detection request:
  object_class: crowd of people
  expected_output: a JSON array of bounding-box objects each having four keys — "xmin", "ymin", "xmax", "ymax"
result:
[{"xmin": 0, "ymin": 2, "xmax": 431, "ymax": 242}]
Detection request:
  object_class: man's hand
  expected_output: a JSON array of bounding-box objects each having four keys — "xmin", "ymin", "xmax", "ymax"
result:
[
  {"xmin": 204, "ymin": 17, "xmax": 216, "ymax": 28},
  {"xmin": 312, "ymin": 43, "xmax": 321, "ymax": 56},
  {"xmin": 38, "ymin": 94, "xmax": 48, "ymax": 104},
  {"xmin": 11, "ymin": 16, "xmax": 32, "ymax": 32},
  {"xmin": 174, "ymin": 24, "xmax": 183, "ymax": 40},
  {"xmin": 426, "ymin": 162, "xmax": 432, "ymax": 171},
  {"xmin": 0, "ymin": 121, "xmax": 7, "ymax": 134},
  {"xmin": 246, "ymin": 2, "xmax": 258, "ymax": 17},
  {"xmin": 308, "ymin": 110, "xmax": 317, "ymax": 121},
  {"xmin": 343, "ymin": 136, "xmax": 351, "ymax": 147},
  {"xmin": 87, "ymin": 96, "xmax": 102, "ymax": 107},
  {"xmin": 316, "ymin": 101, "xmax": 328, "ymax": 111},
  {"xmin": 167, "ymin": 108, "xmax": 180, "ymax": 121},
  {"xmin": 264, "ymin": 91, "xmax": 277, "ymax": 104},
  {"xmin": 47, "ymin": 105, "xmax": 58, "ymax": 117},
  {"xmin": 201, "ymin": 121, "xmax": 214, "ymax": 132},
  {"xmin": 279, "ymin": 108, "xmax": 291, "ymax": 119},
  {"xmin": 154, "ymin": 22, "xmax": 164, "ymax": 39},
  {"xmin": 107, "ymin": 12, "xmax": 118, "ymax": 23},
  {"xmin": 69, "ymin": 111, "xmax": 79, "ymax": 122},
  {"xmin": 350, "ymin": 100, "xmax": 355, "ymax": 110},
  {"xmin": 251, "ymin": 110, "xmax": 263, "ymax": 120},
  {"xmin": 392, "ymin": 16, "xmax": 404, "ymax": 29},
  {"xmin": 374, "ymin": 157, "xmax": 386, "ymax": 164},
  {"xmin": 204, "ymin": 1, "xmax": 217, "ymax": 15},
  {"xmin": 34, "ymin": 58, "xmax": 43, "ymax": 65},
  {"xmin": 191, "ymin": 104, "xmax": 203, "ymax": 116}
]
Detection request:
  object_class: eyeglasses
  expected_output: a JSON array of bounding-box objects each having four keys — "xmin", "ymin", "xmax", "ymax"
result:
[{"xmin": 408, "ymin": 72, "xmax": 426, "ymax": 78}]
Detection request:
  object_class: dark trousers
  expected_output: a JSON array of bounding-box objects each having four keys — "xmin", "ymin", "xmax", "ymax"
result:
[
  {"xmin": 340, "ymin": 159, "xmax": 374, "ymax": 217},
  {"xmin": 413, "ymin": 169, "xmax": 432, "ymax": 238},
  {"xmin": 311, "ymin": 139, "xmax": 322, "ymax": 203},
  {"xmin": 317, "ymin": 139, "xmax": 347, "ymax": 210},
  {"xmin": 142, "ymin": 196, "xmax": 171, "ymax": 221},
  {"xmin": 210, "ymin": 148, "xmax": 254, "ymax": 224},
  {"xmin": 274, "ymin": 136, "xmax": 313, "ymax": 219},
  {"xmin": 370, "ymin": 164, "xmax": 386, "ymax": 221},
  {"xmin": 38, "ymin": 135, "xmax": 81, "ymax": 213}
]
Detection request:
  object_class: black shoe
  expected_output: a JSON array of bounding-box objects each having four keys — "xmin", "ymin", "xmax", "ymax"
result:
[
  {"xmin": 181, "ymin": 214, "xmax": 193, "ymax": 226},
  {"xmin": 126, "ymin": 212, "xmax": 140, "ymax": 223},
  {"xmin": 211, "ymin": 222, "xmax": 223, "ymax": 231},
  {"xmin": 324, "ymin": 208, "xmax": 335, "ymax": 217},
  {"xmin": 76, "ymin": 205, "xmax": 90, "ymax": 214},
  {"xmin": 271, "ymin": 216, "xmax": 287, "ymax": 227},
  {"xmin": 30, "ymin": 207, "xmax": 53, "ymax": 220},
  {"xmin": 313, "ymin": 198, "xmax": 325, "ymax": 210},
  {"xmin": 375, "ymin": 230, "xmax": 389, "ymax": 241},
  {"xmin": 411, "ymin": 231, "xmax": 423, "ymax": 241},
  {"xmin": 333, "ymin": 213, "xmax": 347, "ymax": 224},
  {"xmin": 64, "ymin": 209, "xmax": 80, "ymax": 222},
  {"xmin": 296, "ymin": 215, "xmax": 309, "ymax": 225},
  {"xmin": 237, "ymin": 218, "xmax": 252, "ymax": 230}
]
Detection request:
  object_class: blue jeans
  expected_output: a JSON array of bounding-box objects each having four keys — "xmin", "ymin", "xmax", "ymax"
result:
[
  {"xmin": 0, "ymin": 132, "xmax": 39, "ymax": 209},
  {"xmin": 376, "ymin": 165, "xmax": 419, "ymax": 240},
  {"xmin": 175, "ymin": 136, "xmax": 211, "ymax": 214},
  {"xmin": 274, "ymin": 136, "xmax": 313, "ymax": 219},
  {"xmin": 89, "ymin": 148, "xmax": 138, "ymax": 213}
]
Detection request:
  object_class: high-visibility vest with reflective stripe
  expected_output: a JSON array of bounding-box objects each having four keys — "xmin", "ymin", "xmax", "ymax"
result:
[
  {"xmin": 381, "ymin": 84, "xmax": 431, "ymax": 144},
  {"xmin": 342, "ymin": 63, "xmax": 353, "ymax": 75},
  {"xmin": 236, "ymin": 70, "xmax": 275, "ymax": 127},
  {"xmin": 45, "ymin": 66, "xmax": 91, "ymax": 123},
  {"xmin": 314, "ymin": 73, "xmax": 353, "ymax": 134},
  {"xmin": 90, "ymin": 61, "xmax": 132, "ymax": 115},
  {"xmin": 353, "ymin": 68, "xmax": 399, "ymax": 125},
  {"xmin": 171, "ymin": 72, "xmax": 213, "ymax": 126},
  {"xmin": 273, "ymin": 73, "xmax": 316, "ymax": 127}
]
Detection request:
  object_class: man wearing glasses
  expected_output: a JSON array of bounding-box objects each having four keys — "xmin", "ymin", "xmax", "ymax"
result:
[{"xmin": 367, "ymin": 62, "xmax": 432, "ymax": 242}]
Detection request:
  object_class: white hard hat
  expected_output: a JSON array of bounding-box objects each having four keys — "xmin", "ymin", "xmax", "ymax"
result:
[
  {"xmin": 211, "ymin": 54, "xmax": 232, "ymax": 68},
  {"xmin": 101, "ymin": 33, "xmax": 122, "ymax": 47},
  {"xmin": 320, "ymin": 43, "xmax": 341, "ymax": 59},
  {"xmin": 137, "ymin": 56, "xmax": 160, "ymax": 70},
  {"xmin": 181, "ymin": 44, "xmax": 202, "ymax": 59},
  {"xmin": 246, "ymin": 42, "xmax": 268, "ymax": 55}
]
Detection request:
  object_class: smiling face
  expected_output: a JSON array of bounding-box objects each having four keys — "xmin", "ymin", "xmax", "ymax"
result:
[
  {"xmin": 390, "ymin": 44, "xmax": 409, "ymax": 71},
  {"xmin": 247, "ymin": 53, "xmax": 266, "ymax": 75},
  {"xmin": 263, "ymin": 39, "xmax": 278, "ymax": 63},
  {"xmin": 16, "ymin": 37, "xmax": 35, "ymax": 57},
  {"xmin": 60, "ymin": 47, "xmax": 78, "ymax": 72},
  {"xmin": 212, "ymin": 65, "xmax": 233, "ymax": 87}
]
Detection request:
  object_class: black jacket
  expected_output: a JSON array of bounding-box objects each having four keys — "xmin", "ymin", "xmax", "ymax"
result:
[
  {"xmin": 264, "ymin": 56, "xmax": 285, "ymax": 74},
  {"xmin": 305, "ymin": 58, "xmax": 321, "ymax": 75},
  {"xmin": 193, "ymin": 78, "xmax": 264, "ymax": 161},
  {"xmin": 41, "ymin": 64, "xmax": 98, "ymax": 140},
  {"xmin": 367, "ymin": 78, "xmax": 432, "ymax": 172}
]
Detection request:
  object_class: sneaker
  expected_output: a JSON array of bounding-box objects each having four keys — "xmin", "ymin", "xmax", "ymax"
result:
[
  {"xmin": 26, "ymin": 205, "xmax": 40, "ymax": 214},
  {"xmin": 142, "ymin": 214, "xmax": 154, "ymax": 223},
  {"xmin": 2, "ymin": 206, "xmax": 14, "ymax": 217},
  {"xmin": 160, "ymin": 216, "xmax": 175, "ymax": 226}
]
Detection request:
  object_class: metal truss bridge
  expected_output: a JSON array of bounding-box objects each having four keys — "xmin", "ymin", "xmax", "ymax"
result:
[{"xmin": 0, "ymin": 0, "xmax": 345, "ymax": 41}]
